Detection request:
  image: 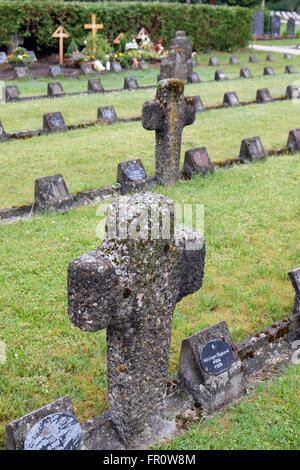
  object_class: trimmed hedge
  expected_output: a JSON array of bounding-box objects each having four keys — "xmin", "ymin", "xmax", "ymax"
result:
[{"xmin": 0, "ymin": 1, "xmax": 252, "ymax": 53}]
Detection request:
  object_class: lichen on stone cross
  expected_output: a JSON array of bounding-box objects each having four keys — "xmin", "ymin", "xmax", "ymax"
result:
[
  {"xmin": 67, "ymin": 192, "xmax": 205, "ymax": 447},
  {"xmin": 142, "ymin": 79, "xmax": 196, "ymax": 186}
]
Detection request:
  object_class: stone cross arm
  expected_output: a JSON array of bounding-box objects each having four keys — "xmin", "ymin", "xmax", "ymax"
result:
[
  {"xmin": 142, "ymin": 96, "xmax": 196, "ymax": 131},
  {"xmin": 68, "ymin": 228, "xmax": 205, "ymax": 333}
]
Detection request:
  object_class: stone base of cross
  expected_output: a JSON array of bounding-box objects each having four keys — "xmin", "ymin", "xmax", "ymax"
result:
[
  {"xmin": 142, "ymin": 79, "xmax": 196, "ymax": 186},
  {"xmin": 68, "ymin": 192, "xmax": 205, "ymax": 447}
]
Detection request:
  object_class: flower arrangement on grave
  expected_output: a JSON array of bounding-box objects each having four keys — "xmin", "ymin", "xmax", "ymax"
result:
[{"xmin": 7, "ymin": 47, "xmax": 31, "ymax": 66}]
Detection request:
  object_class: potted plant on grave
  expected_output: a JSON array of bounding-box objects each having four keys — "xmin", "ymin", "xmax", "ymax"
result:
[
  {"xmin": 64, "ymin": 39, "xmax": 79, "ymax": 66},
  {"xmin": 7, "ymin": 47, "xmax": 32, "ymax": 68}
]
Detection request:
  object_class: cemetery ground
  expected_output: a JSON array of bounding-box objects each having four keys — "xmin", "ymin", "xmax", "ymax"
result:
[{"xmin": 0, "ymin": 49, "xmax": 300, "ymax": 450}]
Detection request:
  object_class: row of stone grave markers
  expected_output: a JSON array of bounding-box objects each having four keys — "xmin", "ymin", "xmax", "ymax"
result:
[
  {"xmin": 210, "ymin": 53, "xmax": 295, "ymax": 66},
  {"xmin": 1, "ymin": 82, "xmax": 300, "ymax": 144},
  {"xmin": 1, "ymin": 126, "xmax": 299, "ymax": 224},
  {"xmin": 5, "ymin": 189, "xmax": 300, "ymax": 449}
]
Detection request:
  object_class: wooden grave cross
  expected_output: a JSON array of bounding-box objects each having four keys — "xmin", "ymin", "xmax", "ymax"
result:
[
  {"xmin": 51, "ymin": 26, "xmax": 70, "ymax": 66},
  {"xmin": 84, "ymin": 14, "xmax": 104, "ymax": 54}
]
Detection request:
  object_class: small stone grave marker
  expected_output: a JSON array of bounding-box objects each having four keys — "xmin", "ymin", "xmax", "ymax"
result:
[
  {"xmin": 112, "ymin": 62, "xmax": 122, "ymax": 72},
  {"xmin": 34, "ymin": 174, "xmax": 73, "ymax": 213},
  {"xmin": 229, "ymin": 56, "xmax": 239, "ymax": 65},
  {"xmin": 47, "ymin": 82, "xmax": 65, "ymax": 98},
  {"xmin": 263, "ymin": 66, "xmax": 275, "ymax": 76},
  {"xmin": 188, "ymin": 71, "xmax": 200, "ymax": 83},
  {"xmin": 43, "ymin": 112, "xmax": 68, "ymax": 133},
  {"xmin": 239, "ymin": 136, "xmax": 266, "ymax": 161},
  {"xmin": 266, "ymin": 54, "xmax": 275, "ymax": 61},
  {"xmin": 24, "ymin": 413, "xmax": 81, "ymax": 450},
  {"xmin": 183, "ymin": 147, "xmax": 214, "ymax": 179},
  {"xmin": 80, "ymin": 63, "xmax": 93, "ymax": 75},
  {"xmin": 192, "ymin": 96, "xmax": 205, "ymax": 113},
  {"xmin": 139, "ymin": 60, "xmax": 148, "ymax": 70},
  {"xmin": 117, "ymin": 159, "xmax": 147, "ymax": 194},
  {"xmin": 223, "ymin": 91, "xmax": 241, "ymax": 108},
  {"xmin": 26, "ymin": 50, "xmax": 37, "ymax": 62},
  {"xmin": 14, "ymin": 66, "xmax": 27, "ymax": 79},
  {"xmin": 287, "ymin": 128, "xmax": 300, "ymax": 154},
  {"xmin": 5, "ymin": 85, "xmax": 20, "ymax": 102},
  {"xmin": 285, "ymin": 64, "xmax": 296, "ymax": 74},
  {"xmin": 0, "ymin": 120, "xmax": 8, "ymax": 143},
  {"xmin": 249, "ymin": 54, "xmax": 258, "ymax": 63},
  {"xmin": 214, "ymin": 69, "xmax": 226, "ymax": 81},
  {"xmin": 209, "ymin": 57, "xmax": 218, "ymax": 66},
  {"xmin": 284, "ymin": 53, "xmax": 292, "ymax": 59},
  {"xmin": 97, "ymin": 106, "xmax": 117, "ymax": 124},
  {"xmin": 0, "ymin": 52, "xmax": 7, "ymax": 64},
  {"xmin": 88, "ymin": 78, "xmax": 104, "ymax": 93},
  {"xmin": 288, "ymin": 267, "xmax": 300, "ymax": 315},
  {"xmin": 124, "ymin": 76, "xmax": 139, "ymax": 90},
  {"xmin": 240, "ymin": 67, "xmax": 252, "ymax": 78},
  {"xmin": 256, "ymin": 88, "xmax": 272, "ymax": 103},
  {"xmin": 5, "ymin": 396, "xmax": 77, "ymax": 450},
  {"xmin": 178, "ymin": 321, "xmax": 246, "ymax": 413},
  {"xmin": 286, "ymin": 85, "xmax": 300, "ymax": 100},
  {"xmin": 287, "ymin": 17, "xmax": 296, "ymax": 37},
  {"xmin": 50, "ymin": 65, "xmax": 63, "ymax": 77}
]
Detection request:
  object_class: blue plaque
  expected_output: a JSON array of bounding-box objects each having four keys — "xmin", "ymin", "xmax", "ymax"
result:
[
  {"xmin": 50, "ymin": 116, "xmax": 63, "ymax": 127},
  {"xmin": 24, "ymin": 413, "xmax": 81, "ymax": 450},
  {"xmin": 200, "ymin": 339, "xmax": 234, "ymax": 375},
  {"xmin": 125, "ymin": 164, "xmax": 145, "ymax": 181}
]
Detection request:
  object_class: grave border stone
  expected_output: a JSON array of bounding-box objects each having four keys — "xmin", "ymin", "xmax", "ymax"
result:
[
  {"xmin": 124, "ymin": 76, "xmax": 139, "ymax": 91},
  {"xmin": 223, "ymin": 91, "xmax": 241, "ymax": 108},
  {"xmin": 5, "ymin": 85, "xmax": 20, "ymax": 102},
  {"xmin": 43, "ymin": 111, "xmax": 68, "ymax": 133},
  {"xmin": 285, "ymin": 85, "xmax": 300, "ymax": 100},
  {"xmin": 240, "ymin": 67, "xmax": 252, "ymax": 79},
  {"xmin": 183, "ymin": 147, "xmax": 214, "ymax": 179},
  {"xmin": 263, "ymin": 66, "xmax": 275, "ymax": 76},
  {"xmin": 256, "ymin": 88, "xmax": 272, "ymax": 103},
  {"xmin": 287, "ymin": 128, "xmax": 300, "ymax": 154},
  {"xmin": 47, "ymin": 82, "xmax": 65, "ymax": 98},
  {"xmin": 239, "ymin": 136, "xmax": 266, "ymax": 161},
  {"xmin": 214, "ymin": 69, "xmax": 227, "ymax": 81},
  {"xmin": 34, "ymin": 174, "xmax": 73, "ymax": 213},
  {"xmin": 285, "ymin": 64, "xmax": 296, "ymax": 74},
  {"xmin": 117, "ymin": 158, "xmax": 147, "ymax": 194},
  {"xmin": 97, "ymin": 106, "xmax": 118, "ymax": 124},
  {"xmin": 88, "ymin": 78, "xmax": 104, "ymax": 94},
  {"xmin": 209, "ymin": 57, "xmax": 218, "ymax": 66}
]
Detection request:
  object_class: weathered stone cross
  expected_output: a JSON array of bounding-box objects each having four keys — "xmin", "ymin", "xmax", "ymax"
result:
[
  {"xmin": 142, "ymin": 79, "xmax": 196, "ymax": 186},
  {"xmin": 68, "ymin": 192, "xmax": 205, "ymax": 447}
]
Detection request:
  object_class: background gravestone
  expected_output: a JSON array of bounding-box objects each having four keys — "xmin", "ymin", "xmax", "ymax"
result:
[
  {"xmin": 192, "ymin": 96, "xmax": 206, "ymax": 113},
  {"xmin": 88, "ymin": 78, "xmax": 104, "ymax": 93},
  {"xmin": 5, "ymin": 396, "xmax": 77, "ymax": 450},
  {"xmin": 183, "ymin": 147, "xmax": 214, "ymax": 179},
  {"xmin": 0, "ymin": 51, "xmax": 7, "ymax": 64},
  {"xmin": 239, "ymin": 136, "xmax": 266, "ymax": 161},
  {"xmin": 14, "ymin": 66, "xmax": 27, "ymax": 79},
  {"xmin": 240, "ymin": 67, "xmax": 252, "ymax": 79},
  {"xmin": 284, "ymin": 53, "xmax": 292, "ymax": 59},
  {"xmin": 214, "ymin": 70, "xmax": 226, "ymax": 81},
  {"xmin": 80, "ymin": 63, "xmax": 93, "ymax": 75},
  {"xmin": 209, "ymin": 57, "xmax": 218, "ymax": 66},
  {"xmin": 229, "ymin": 56, "xmax": 239, "ymax": 65},
  {"xmin": 0, "ymin": 120, "xmax": 8, "ymax": 143},
  {"xmin": 252, "ymin": 11, "xmax": 264, "ymax": 38},
  {"xmin": 178, "ymin": 321, "xmax": 246, "ymax": 413},
  {"xmin": 112, "ymin": 62, "xmax": 122, "ymax": 72},
  {"xmin": 139, "ymin": 60, "xmax": 147, "ymax": 70},
  {"xmin": 124, "ymin": 76, "xmax": 139, "ymax": 90},
  {"xmin": 285, "ymin": 64, "xmax": 296, "ymax": 74},
  {"xmin": 188, "ymin": 71, "xmax": 200, "ymax": 83},
  {"xmin": 223, "ymin": 91, "xmax": 241, "ymax": 108},
  {"xmin": 34, "ymin": 174, "xmax": 73, "ymax": 213},
  {"xmin": 263, "ymin": 66, "xmax": 275, "ymax": 76},
  {"xmin": 47, "ymin": 82, "xmax": 65, "ymax": 98},
  {"xmin": 5, "ymin": 85, "xmax": 20, "ymax": 102},
  {"xmin": 97, "ymin": 106, "xmax": 117, "ymax": 124},
  {"xmin": 27, "ymin": 50, "xmax": 37, "ymax": 62},
  {"xmin": 249, "ymin": 54, "xmax": 258, "ymax": 63},
  {"xmin": 270, "ymin": 15, "xmax": 281, "ymax": 38},
  {"xmin": 266, "ymin": 54, "xmax": 274, "ymax": 61},
  {"xmin": 50, "ymin": 65, "xmax": 63, "ymax": 77},
  {"xmin": 256, "ymin": 88, "xmax": 272, "ymax": 103},
  {"xmin": 287, "ymin": 18, "xmax": 295, "ymax": 37},
  {"xmin": 43, "ymin": 112, "xmax": 68, "ymax": 133},
  {"xmin": 142, "ymin": 78, "xmax": 195, "ymax": 185},
  {"xmin": 287, "ymin": 128, "xmax": 300, "ymax": 154},
  {"xmin": 286, "ymin": 85, "xmax": 300, "ymax": 100},
  {"xmin": 117, "ymin": 159, "xmax": 147, "ymax": 194}
]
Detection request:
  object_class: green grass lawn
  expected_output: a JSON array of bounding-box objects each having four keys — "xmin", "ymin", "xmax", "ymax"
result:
[
  {"xmin": 0, "ymin": 49, "xmax": 299, "ymax": 450},
  {"xmin": 1, "ymin": 98, "xmax": 300, "ymax": 209}
]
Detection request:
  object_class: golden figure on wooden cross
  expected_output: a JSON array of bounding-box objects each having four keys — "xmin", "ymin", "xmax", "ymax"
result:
[
  {"xmin": 84, "ymin": 14, "xmax": 103, "ymax": 54},
  {"xmin": 51, "ymin": 26, "xmax": 70, "ymax": 66}
]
